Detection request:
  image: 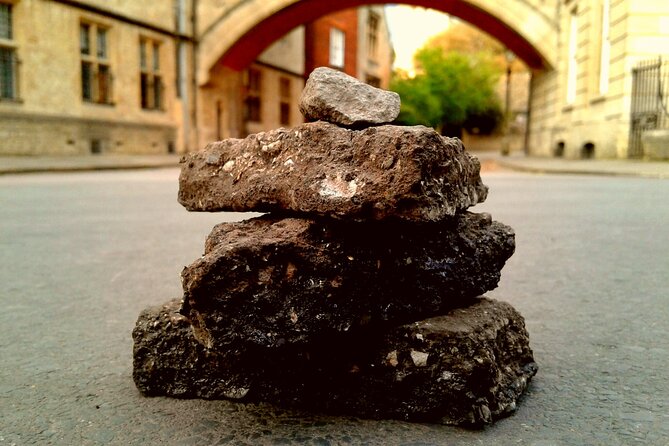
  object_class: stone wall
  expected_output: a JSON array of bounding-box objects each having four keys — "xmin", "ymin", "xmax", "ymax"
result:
[
  {"xmin": 0, "ymin": 112, "xmax": 176, "ymax": 155},
  {"xmin": 0, "ymin": 0, "xmax": 187, "ymax": 155},
  {"xmin": 527, "ymin": 0, "xmax": 669, "ymax": 159}
]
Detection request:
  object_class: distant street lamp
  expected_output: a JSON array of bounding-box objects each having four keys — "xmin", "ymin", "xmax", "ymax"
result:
[{"xmin": 502, "ymin": 49, "xmax": 516, "ymax": 156}]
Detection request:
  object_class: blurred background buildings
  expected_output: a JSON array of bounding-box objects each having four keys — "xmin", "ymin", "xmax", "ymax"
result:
[
  {"xmin": 0, "ymin": 0, "xmax": 667, "ymax": 159},
  {"xmin": 0, "ymin": 0, "xmax": 392, "ymax": 156}
]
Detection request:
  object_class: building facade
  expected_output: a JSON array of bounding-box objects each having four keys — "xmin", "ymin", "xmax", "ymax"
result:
[
  {"xmin": 242, "ymin": 26, "xmax": 306, "ymax": 138},
  {"xmin": 0, "ymin": 1, "xmax": 392, "ymax": 156},
  {"xmin": 305, "ymin": 9, "xmax": 359, "ymax": 79},
  {"xmin": 356, "ymin": 6, "xmax": 393, "ymax": 89},
  {"xmin": 304, "ymin": 5, "xmax": 393, "ymax": 88},
  {"xmin": 529, "ymin": 0, "xmax": 669, "ymax": 159},
  {"xmin": 0, "ymin": 0, "xmax": 196, "ymax": 156}
]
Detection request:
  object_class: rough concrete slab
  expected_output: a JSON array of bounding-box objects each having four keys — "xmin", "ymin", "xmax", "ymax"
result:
[
  {"xmin": 133, "ymin": 297, "xmax": 537, "ymax": 427},
  {"xmin": 181, "ymin": 212, "xmax": 515, "ymax": 351},
  {"xmin": 178, "ymin": 122, "xmax": 488, "ymax": 222}
]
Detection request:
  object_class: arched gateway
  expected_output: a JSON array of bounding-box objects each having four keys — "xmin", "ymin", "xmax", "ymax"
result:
[{"xmin": 199, "ymin": 0, "xmax": 557, "ymax": 84}]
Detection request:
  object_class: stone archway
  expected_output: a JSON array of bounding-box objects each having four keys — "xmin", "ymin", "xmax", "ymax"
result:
[{"xmin": 198, "ymin": 0, "xmax": 557, "ymax": 84}]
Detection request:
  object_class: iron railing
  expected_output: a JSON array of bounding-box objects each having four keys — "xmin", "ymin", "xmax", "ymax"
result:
[{"xmin": 629, "ymin": 57, "xmax": 669, "ymax": 158}]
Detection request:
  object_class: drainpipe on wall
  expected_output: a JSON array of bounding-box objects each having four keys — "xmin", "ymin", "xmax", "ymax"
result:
[
  {"xmin": 524, "ymin": 71, "xmax": 534, "ymax": 155},
  {"xmin": 191, "ymin": 0, "xmax": 199, "ymax": 152},
  {"xmin": 177, "ymin": 0, "xmax": 189, "ymax": 153}
]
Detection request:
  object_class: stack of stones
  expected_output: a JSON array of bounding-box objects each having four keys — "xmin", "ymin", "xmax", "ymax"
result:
[{"xmin": 132, "ymin": 67, "xmax": 537, "ymax": 427}]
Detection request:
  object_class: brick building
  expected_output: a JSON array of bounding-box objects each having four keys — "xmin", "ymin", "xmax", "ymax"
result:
[
  {"xmin": 305, "ymin": 9, "xmax": 359, "ymax": 79},
  {"xmin": 212, "ymin": 5, "xmax": 393, "ymax": 140}
]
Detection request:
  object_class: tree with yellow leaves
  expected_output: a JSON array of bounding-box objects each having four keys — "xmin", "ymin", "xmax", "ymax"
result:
[{"xmin": 391, "ymin": 22, "xmax": 514, "ymax": 137}]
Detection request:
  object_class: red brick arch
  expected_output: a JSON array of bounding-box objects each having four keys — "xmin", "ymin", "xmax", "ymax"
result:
[{"xmin": 218, "ymin": 0, "xmax": 551, "ymax": 72}]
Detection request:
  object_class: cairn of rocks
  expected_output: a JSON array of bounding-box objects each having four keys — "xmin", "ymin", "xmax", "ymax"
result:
[{"xmin": 132, "ymin": 67, "xmax": 537, "ymax": 427}]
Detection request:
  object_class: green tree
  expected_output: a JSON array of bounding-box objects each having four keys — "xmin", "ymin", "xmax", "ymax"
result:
[{"xmin": 390, "ymin": 31, "xmax": 504, "ymax": 137}]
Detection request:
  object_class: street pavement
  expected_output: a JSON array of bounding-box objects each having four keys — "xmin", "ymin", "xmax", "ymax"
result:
[{"xmin": 1, "ymin": 168, "xmax": 668, "ymax": 445}]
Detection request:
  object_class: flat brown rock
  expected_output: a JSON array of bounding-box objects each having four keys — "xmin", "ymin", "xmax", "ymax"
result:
[
  {"xmin": 132, "ymin": 299, "xmax": 251, "ymax": 400},
  {"xmin": 181, "ymin": 212, "xmax": 515, "ymax": 351},
  {"xmin": 178, "ymin": 122, "xmax": 487, "ymax": 222},
  {"xmin": 132, "ymin": 297, "xmax": 537, "ymax": 427}
]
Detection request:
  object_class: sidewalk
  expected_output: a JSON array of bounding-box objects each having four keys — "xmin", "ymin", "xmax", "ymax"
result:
[
  {"xmin": 0, "ymin": 154, "xmax": 182, "ymax": 175},
  {"xmin": 475, "ymin": 151, "xmax": 669, "ymax": 179},
  {"xmin": 1, "ymin": 152, "xmax": 668, "ymax": 178}
]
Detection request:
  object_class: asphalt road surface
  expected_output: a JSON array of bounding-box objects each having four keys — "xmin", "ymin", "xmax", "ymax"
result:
[{"xmin": 1, "ymin": 168, "xmax": 668, "ymax": 445}]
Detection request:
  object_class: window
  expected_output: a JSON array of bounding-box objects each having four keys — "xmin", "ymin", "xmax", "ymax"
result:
[
  {"xmin": 367, "ymin": 12, "xmax": 379, "ymax": 60},
  {"xmin": 0, "ymin": 3, "xmax": 10, "ymax": 40},
  {"xmin": 96, "ymin": 27, "xmax": 107, "ymax": 59},
  {"xmin": 0, "ymin": 2, "xmax": 18, "ymax": 100},
  {"xmin": 329, "ymin": 28, "xmax": 345, "ymax": 68},
  {"xmin": 279, "ymin": 77, "xmax": 290, "ymax": 99},
  {"xmin": 80, "ymin": 23, "xmax": 90, "ymax": 55},
  {"xmin": 598, "ymin": 0, "xmax": 610, "ymax": 95},
  {"xmin": 279, "ymin": 77, "xmax": 291, "ymax": 126},
  {"xmin": 139, "ymin": 37, "xmax": 163, "ymax": 110},
  {"xmin": 280, "ymin": 103, "xmax": 290, "ymax": 126},
  {"xmin": 80, "ymin": 22, "xmax": 113, "ymax": 104},
  {"xmin": 566, "ymin": 10, "xmax": 578, "ymax": 105},
  {"xmin": 243, "ymin": 68, "xmax": 261, "ymax": 122},
  {"xmin": 366, "ymin": 75, "xmax": 381, "ymax": 88}
]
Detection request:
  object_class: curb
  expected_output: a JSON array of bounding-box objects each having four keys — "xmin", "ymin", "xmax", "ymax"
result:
[
  {"xmin": 0, "ymin": 164, "xmax": 179, "ymax": 175},
  {"xmin": 479, "ymin": 156, "xmax": 669, "ymax": 180},
  {"xmin": 0, "ymin": 158, "xmax": 181, "ymax": 176}
]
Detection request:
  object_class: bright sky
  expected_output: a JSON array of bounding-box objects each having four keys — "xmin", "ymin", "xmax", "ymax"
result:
[{"xmin": 384, "ymin": 5, "xmax": 452, "ymax": 72}]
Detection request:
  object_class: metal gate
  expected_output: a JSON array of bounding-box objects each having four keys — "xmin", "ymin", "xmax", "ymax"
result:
[{"xmin": 628, "ymin": 57, "xmax": 669, "ymax": 158}]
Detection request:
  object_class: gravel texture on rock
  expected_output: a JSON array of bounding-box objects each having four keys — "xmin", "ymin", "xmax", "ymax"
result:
[
  {"xmin": 299, "ymin": 67, "xmax": 401, "ymax": 127},
  {"xmin": 180, "ymin": 212, "xmax": 515, "ymax": 351},
  {"xmin": 133, "ymin": 297, "xmax": 537, "ymax": 427},
  {"xmin": 178, "ymin": 122, "xmax": 487, "ymax": 222},
  {"xmin": 132, "ymin": 299, "xmax": 251, "ymax": 400}
]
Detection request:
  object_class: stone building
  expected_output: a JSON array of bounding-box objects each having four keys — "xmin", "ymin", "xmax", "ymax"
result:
[
  {"xmin": 436, "ymin": 0, "xmax": 669, "ymax": 159},
  {"xmin": 0, "ymin": 0, "xmax": 392, "ymax": 155},
  {"xmin": 0, "ymin": 0, "xmax": 191, "ymax": 155},
  {"xmin": 529, "ymin": 0, "xmax": 669, "ymax": 158}
]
